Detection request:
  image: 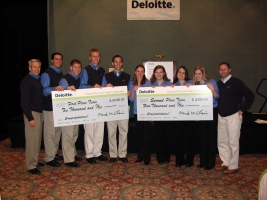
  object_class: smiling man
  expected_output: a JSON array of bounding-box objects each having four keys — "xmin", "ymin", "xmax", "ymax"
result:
[
  {"xmin": 216, "ymin": 62, "xmax": 255, "ymax": 174},
  {"xmin": 58, "ymin": 59, "xmax": 83, "ymax": 167},
  {"xmin": 20, "ymin": 59, "xmax": 43, "ymax": 174},
  {"xmin": 102, "ymin": 55, "xmax": 132, "ymax": 163},
  {"xmin": 79, "ymin": 48, "xmax": 108, "ymax": 164},
  {"xmin": 41, "ymin": 52, "xmax": 64, "ymax": 167}
]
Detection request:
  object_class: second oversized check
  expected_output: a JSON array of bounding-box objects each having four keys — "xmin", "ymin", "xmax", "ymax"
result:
[
  {"xmin": 137, "ymin": 85, "xmax": 213, "ymax": 121},
  {"xmin": 52, "ymin": 86, "xmax": 128, "ymax": 127}
]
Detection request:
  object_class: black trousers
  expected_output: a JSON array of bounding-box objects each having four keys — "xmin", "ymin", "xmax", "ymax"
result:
[
  {"xmin": 154, "ymin": 121, "xmax": 172, "ymax": 162},
  {"xmin": 134, "ymin": 114, "xmax": 152, "ymax": 162},
  {"xmin": 199, "ymin": 107, "xmax": 218, "ymax": 167},
  {"xmin": 174, "ymin": 121, "xmax": 198, "ymax": 165}
]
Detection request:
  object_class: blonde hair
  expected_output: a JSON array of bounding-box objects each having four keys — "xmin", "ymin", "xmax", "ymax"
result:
[{"xmin": 193, "ymin": 65, "xmax": 211, "ymax": 84}]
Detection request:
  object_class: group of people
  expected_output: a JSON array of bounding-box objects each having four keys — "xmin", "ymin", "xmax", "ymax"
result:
[{"xmin": 20, "ymin": 48, "xmax": 254, "ymax": 175}]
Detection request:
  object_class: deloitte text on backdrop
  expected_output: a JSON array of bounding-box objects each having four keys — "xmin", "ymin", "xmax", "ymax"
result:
[{"xmin": 127, "ymin": 0, "xmax": 180, "ymax": 20}]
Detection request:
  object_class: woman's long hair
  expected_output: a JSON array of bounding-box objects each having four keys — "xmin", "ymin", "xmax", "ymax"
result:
[
  {"xmin": 132, "ymin": 64, "xmax": 147, "ymax": 85},
  {"xmin": 150, "ymin": 65, "xmax": 170, "ymax": 83},
  {"xmin": 193, "ymin": 65, "xmax": 211, "ymax": 84},
  {"xmin": 173, "ymin": 66, "xmax": 190, "ymax": 84}
]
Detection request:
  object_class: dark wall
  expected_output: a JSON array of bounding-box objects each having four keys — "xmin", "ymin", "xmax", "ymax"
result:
[{"xmin": 2, "ymin": 1, "xmax": 48, "ymax": 140}]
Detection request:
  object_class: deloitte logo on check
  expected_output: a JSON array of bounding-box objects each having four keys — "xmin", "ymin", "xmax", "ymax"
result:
[
  {"xmin": 131, "ymin": 0, "xmax": 175, "ymax": 9},
  {"xmin": 55, "ymin": 93, "xmax": 73, "ymax": 98}
]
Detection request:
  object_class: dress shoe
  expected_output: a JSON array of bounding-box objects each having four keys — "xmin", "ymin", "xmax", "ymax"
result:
[
  {"xmin": 215, "ymin": 165, "xmax": 228, "ymax": 171},
  {"xmin": 204, "ymin": 166, "xmax": 213, "ymax": 170},
  {"xmin": 197, "ymin": 164, "xmax": 205, "ymax": 168},
  {"xmin": 119, "ymin": 157, "xmax": 128, "ymax": 163},
  {"xmin": 28, "ymin": 168, "xmax": 41, "ymax": 175},
  {"xmin": 96, "ymin": 155, "xmax": 108, "ymax": 161},
  {"xmin": 65, "ymin": 161, "xmax": 80, "ymax": 167},
  {"xmin": 75, "ymin": 156, "xmax": 82, "ymax": 161},
  {"xmin": 144, "ymin": 161, "xmax": 150, "ymax": 165},
  {"xmin": 36, "ymin": 162, "xmax": 44, "ymax": 168},
  {"xmin": 109, "ymin": 158, "xmax": 117, "ymax": 163},
  {"xmin": 176, "ymin": 163, "xmax": 183, "ymax": 167},
  {"xmin": 224, "ymin": 169, "xmax": 238, "ymax": 174},
  {"xmin": 55, "ymin": 154, "xmax": 63, "ymax": 161},
  {"xmin": 158, "ymin": 161, "xmax": 164, "ymax": 164},
  {"xmin": 186, "ymin": 163, "xmax": 193, "ymax": 167},
  {"xmin": 135, "ymin": 158, "xmax": 143, "ymax": 163},
  {"xmin": 86, "ymin": 158, "xmax": 97, "ymax": 164},
  {"xmin": 46, "ymin": 159, "xmax": 61, "ymax": 167}
]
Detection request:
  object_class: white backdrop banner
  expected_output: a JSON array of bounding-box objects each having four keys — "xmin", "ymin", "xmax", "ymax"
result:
[{"xmin": 127, "ymin": 0, "xmax": 180, "ymax": 20}]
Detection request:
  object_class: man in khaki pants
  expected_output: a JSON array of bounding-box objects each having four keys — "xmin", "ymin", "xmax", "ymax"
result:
[{"xmin": 20, "ymin": 59, "xmax": 43, "ymax": 174}]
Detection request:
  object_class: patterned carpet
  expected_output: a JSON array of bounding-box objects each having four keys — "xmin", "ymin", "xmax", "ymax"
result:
[{"xmin": 0, "ymin": 138, "xmax": 266, "ymax": 200}]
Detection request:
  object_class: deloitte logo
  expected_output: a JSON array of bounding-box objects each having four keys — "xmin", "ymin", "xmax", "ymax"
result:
[
  {"xmin": 132, "ymin": 0, "xmax": 174, "ymax": 9},
  {"xmin": 55, "ymin": 93, "xmax": 73, "ymax": 98}
]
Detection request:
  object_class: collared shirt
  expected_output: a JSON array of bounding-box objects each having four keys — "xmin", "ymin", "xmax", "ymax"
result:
[
  {"xmin": 129, "ymin": 80, "xmax": 152, "ymax": 114},
  {"xmin": 102, "ymin": 70, "xmax": 132, "ymax": 89},
  {"xmin": 151, "ymin": 80, "xmax": 172, "ymax": 87},
  {"xmin": 59, "ymin": 71, "xmax": 80, "ymax": 89},
  {"xmin": 174, "ymin": 79, "xmax": 193, "ymax": 86},
  {"xmin": 40, "ymin": 66, "xmax": 62, "ymax": 96},
  {"xmin": 221, "ymin": 74, "xmax": 232, "ymax": 83},
  {"xmin": 79, "ymin": 63, "xmax": 101, "ymax": 89},
  {"xmin": 29, "ymin": 72, "xmax": 40, "ymax": 80}
]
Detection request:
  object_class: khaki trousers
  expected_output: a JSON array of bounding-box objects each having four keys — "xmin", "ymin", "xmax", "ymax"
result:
[
  {"xmin": 43, "ymin": 111, "xmax": 62, "ymax": 162},
  {"xmin": 24, "ymin": 112, "xmax": 43, "ymax": 170},
  {"xmin": 217, "ymin": 112, "xmax": 242, "ymax": 170}
]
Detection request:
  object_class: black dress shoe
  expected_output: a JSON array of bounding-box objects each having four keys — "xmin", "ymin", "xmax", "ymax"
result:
[
  {"xmin": 109, "ymin": 158, "xmax": 117, "ymax": 163},
  {"xmin": 204, "ymin": 166, "xmax": 213, "ymax": 170},
  {"xmin": 176, "ymin": 163, "xmax": 183, "ymax": 167},
  {"xmin": 158, "ymin": 161, "xmax": 164, "ymax": 164},
  {"xmin": 28, "ymin": 168, "xmax": 41, "ymax": 175},
  {"xmin": 55, "ymin": 154, "xmax": 63, "ymax": 161},
  {"xmin": 135, "ymin": 158, "xmax": 143, "ymax": 163},
  {"xmin": 65, "ymin": 161, "xmax": 80, "ymax": 167},
  {"xmin": 75, "ymin": 156, "xmax": 82, "ymax": 161},
  {"xmin": 96, "ymin": 155, "xmax": 108, "ymax": 161},
  {"xmin": 36, "ymin": 163, "xmax": 44, "ymax": 168},
  {"xmin": 185, "ymin": 163, "xmax": 193, "ymax": 167},
  {"xmin": 119, "ymin": 157, "xmax": 128, "ymax": 163},
  {"xmin": 197, "ymin": 164, "xmax": 205, "ymax": 168},
  {"xmin": 46, "ymin": 159, "xmax": 61, "ymax": 167},
  {"xmin": 86, "ymin": 158, "xmax": 97, "ymax": 164}
]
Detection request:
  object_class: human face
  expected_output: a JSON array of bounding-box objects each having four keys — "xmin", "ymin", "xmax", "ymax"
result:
[
  {"xmin": 194, "ymin": 69, "xmax": 203, "ymax": 82},
  {"xmin": 112, "ymin": 57, "xmax": 123, "ymax": 72},
  {"xmin": 29, "ymin": 61, "xmax": 41, "ymax": 76},
  {"xmin": 177, "ymin": 68, "xmax": 186, "ymax": 81},
  {"xmin": 70, "ymin": 63, "xmax": 82, "ymax": 76},
  {"xmin": 154, "ymin": 68, "xmax": 164, "ymax": 81},
  {"xmin": 51, "ymin": 54, "xmax": 63, "ymax": 68},
  {"xmin": 219, "ymin": 64, "xmax": 231, "ymax": 78},
  {"xmin": 135, "ymin": 67, "xmax": 145, "ymax": 80},
  {"xmin": 90, "ymin": 52, "xmax": 101, "ymax": 66}
]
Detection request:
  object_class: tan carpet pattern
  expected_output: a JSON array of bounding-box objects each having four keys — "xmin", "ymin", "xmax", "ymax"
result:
[{"xmin": 0, "ymin": 138, "xmax": 266, "ymax": 199}]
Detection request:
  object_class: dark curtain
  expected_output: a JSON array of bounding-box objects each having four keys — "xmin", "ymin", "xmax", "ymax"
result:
[{"xmin": 1, "ymin": 1, "xmax": 48, "ymax": 140}]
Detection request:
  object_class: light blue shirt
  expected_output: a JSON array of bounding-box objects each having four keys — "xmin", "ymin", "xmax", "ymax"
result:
[
  {"xmin": 40, "ymin": 66, "xmax": 62, "ymax": 96},
  {"xmin": 151, "ymin": 80, "xmax": 172, "ymax": 87},
  {"xmin": 102, "ymin": 70, "xmax": 132, "ymax": 90},
  {"xmin": 129, "ymin": 80, "xmax": 151, "ymax": 114},
  {"xmin": 174, "ymin": 79, "xmax": 193, "ymax": 86},
  {"xmin": 59, "ymin": 72, "xmax": 80, "ymax": 90},
  {"xmin": 79, "ymin": 64, "xmax": 101, "ymax": 89}
]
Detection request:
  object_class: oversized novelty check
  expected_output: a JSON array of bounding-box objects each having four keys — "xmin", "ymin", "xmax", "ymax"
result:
[
  {"xmin": 52, "ymin": 86, "xmax": 128, "ymax": 127},
  {"xmin": 137, "ymin": 85, "xmax": 213, "ymax": 121}
]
